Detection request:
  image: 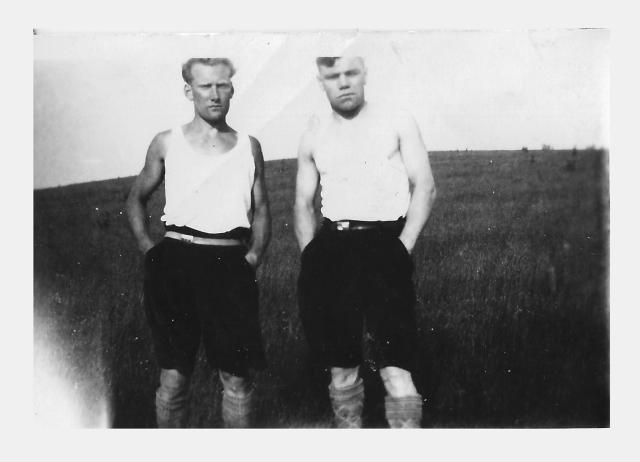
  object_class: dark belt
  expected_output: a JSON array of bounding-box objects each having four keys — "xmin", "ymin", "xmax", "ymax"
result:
[{"xmin": 321, "ymin": 217, "xmax": 405, "ymax": 233}]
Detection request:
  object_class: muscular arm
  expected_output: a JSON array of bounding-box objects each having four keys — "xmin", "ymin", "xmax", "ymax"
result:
[
  {"xmin": 245, "ymin": 136, "xmax": 271, "ymax": 267},
  {"xmin": 397, "ymin": 111, "xmax": 437, "ymax": 253},
  {"xmin": 293, "ymin": 128, "xmax": 320, "ymax": 251},
  {"xmin": 125, "ymin": 132, "xmax": 168, "ymax": 254}
]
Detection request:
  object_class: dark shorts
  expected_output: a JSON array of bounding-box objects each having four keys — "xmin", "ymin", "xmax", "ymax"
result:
[
  {"xmin": 297, "ymin": 220, "xmax": 418, "ymax": 373},
  {"xmin": 143, "ymin": 238, "xmax": 266, "ymax": 377}
]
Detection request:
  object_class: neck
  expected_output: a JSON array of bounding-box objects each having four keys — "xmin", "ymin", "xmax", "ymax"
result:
[
  {"xmin": 190, "ymin": 115, "xmax": 231, "ymax": 135},
  {"xmin": 332, "ymin": 101, "xmax": 367, "ymax": 121}
]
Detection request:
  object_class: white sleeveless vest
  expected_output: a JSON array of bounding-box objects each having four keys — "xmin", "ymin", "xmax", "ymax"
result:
[
  {"xmin": 312, "ymin": 107, "xmax": 411, "ymax": 221},
  {"xmin": 161, "ymin": 127, "xmax": 255, "ymax": 233}
]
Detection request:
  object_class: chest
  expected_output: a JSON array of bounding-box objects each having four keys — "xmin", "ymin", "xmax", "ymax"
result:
[
  {"xmin": 166, "ymin": 131, "xmax": 252, "ymax": 185},
  {"xmin": 183, "ymin": 131, "xmax": 239, "ymax": 157},
  {"xmin": 314, "ymin": 124, "xmax": 400, "ymax": 175}
]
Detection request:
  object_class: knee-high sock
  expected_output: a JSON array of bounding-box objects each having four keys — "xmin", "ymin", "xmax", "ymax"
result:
[
  {"xmin": 155, "ymin": 390, "xmax": 189, "ymax": 428},
  {"xmin": 384, "ymin": 394, "xmax": 423, "ymax": 428},
  {"xmin": 329, "ymin": 378, "xmax": 365, "ymax": 429},
  {"xmin": 221, "ymin": 388, "xmax": 254, "ymax": 428}
]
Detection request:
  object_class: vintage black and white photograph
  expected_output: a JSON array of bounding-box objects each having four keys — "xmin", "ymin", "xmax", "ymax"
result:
[{"xmin": 33, "ymin": 29, "xmax": 609, "ymax": 431}]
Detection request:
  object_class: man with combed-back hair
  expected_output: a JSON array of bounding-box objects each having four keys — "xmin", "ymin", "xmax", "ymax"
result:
[
  {"xmin": 126, "ymin": 57, "xmax": 271, "ymax": 428},
  {"xmin": 294, "ymin": 56, "xmax": 436, "ymax": 428}
]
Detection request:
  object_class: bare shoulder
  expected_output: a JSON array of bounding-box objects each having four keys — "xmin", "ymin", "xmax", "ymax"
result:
[
  {"xmin": 383, "ymin": 104, "xmax": 415, "ymax": 131},
  {"xmin": 365, "ymin": 102, "xmax": 415, "ymax": 132},
  {"xmin": 248, "ymin": 135, "xmax": 265, "ymax": 161},
  {"xmin": 249, "ymin": 135, "xmax": 262, "ymax": 151},
  {"xmin": 298, "ymin": 113, "xmax": 324, "ymax": 158},
  {"xmin": 148, "ymin": 129, "xmax": 172, "ymax": 160}
]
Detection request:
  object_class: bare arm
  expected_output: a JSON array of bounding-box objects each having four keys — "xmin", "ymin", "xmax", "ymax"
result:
[
  {"xmin": 125, "ymin": 132, "xmax": 168, "ymax": 254},
  {"xmin": 293, "ymin": 128, "xmax": 320, "ymax": 251},
  {"xmin": 397, "ymin": 111, "xmax": 437, "ymax": 253},
  {"xmin": 245, "ymin": 136, "xmax": 271, "ymax": 268}
]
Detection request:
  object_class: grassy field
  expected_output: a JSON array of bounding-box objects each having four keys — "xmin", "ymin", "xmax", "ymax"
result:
[{"xmin": 33, "ymin": 149, "xmax": 608, "ymax": 428}]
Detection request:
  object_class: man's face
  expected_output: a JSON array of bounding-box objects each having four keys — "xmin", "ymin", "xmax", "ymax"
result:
[
  {"xmin": 185, "ymin": 63, "xmax": 234, "ymax": 122},
  {"xmin": 317, "ymin": 57, "xmax": 367, "ymax": 114}
]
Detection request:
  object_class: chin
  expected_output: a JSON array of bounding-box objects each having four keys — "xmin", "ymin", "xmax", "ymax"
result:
[
  {"xmin": 334, "ymin": 101, "xmax": 359, "ymax": 113},
  {"xmin": 206, "ymin": 112, "xmax": 225, "ymax": 121}
]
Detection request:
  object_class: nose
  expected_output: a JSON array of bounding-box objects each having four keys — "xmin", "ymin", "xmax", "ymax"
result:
[
  {"xmin": 210, "ymin": 87, "xmax": 220, "ymax": 101},
  {"xmin": 338, "ymin": 74, "xmax": 349, "ymax": 89}
]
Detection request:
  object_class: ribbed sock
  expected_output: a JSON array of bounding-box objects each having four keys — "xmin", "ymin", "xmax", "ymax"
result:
[
  {"xmin": 221, "ymin": 388, "xmax": 254, "ymax": 428},
  {"xmin": 328, "ymin": 378, "xmax": 365, "ymax": 429},
  {"xmin": 384, "ymin": 394, "xmax": 423, "ymax": 428},
  {"xmin": 155, "ymin": 391, "xmax": 189, "ymax": 428}
]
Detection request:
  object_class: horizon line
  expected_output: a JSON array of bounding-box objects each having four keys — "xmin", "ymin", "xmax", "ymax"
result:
[{"xmin": 34, "ymin": 146, "xmax": 608, "ymax": 191}]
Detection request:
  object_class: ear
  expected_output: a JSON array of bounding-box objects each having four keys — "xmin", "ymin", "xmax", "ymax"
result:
[
  {"xmin": 184, "ymin": 83, "xmax": 193, "ymax": 101},
  {"xmin": 316, "ymin": 74, "xmax": 325, "ymax": 90},
  {"xmin": 230, "ymin": 83, "xmax": 235, "ymax": 99},
  {"xmin": 362, "ymin": 66, "xmax": 368, "ymax": 85}
]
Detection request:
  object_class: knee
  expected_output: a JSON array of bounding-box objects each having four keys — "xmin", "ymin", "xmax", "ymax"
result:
[
  {"xmin": 219, "ymin": 371, "xmax": 251, "ymax": 397},
  {"xmin": 380, "ymin": 366, "xmax": 417, "ymax": 398},
  {"xmin": 157, "ymin": 369, "xmax": 189, "ymax": 401},
  {"xmin": 330, "ymin": 366, "xmax": 360, "ymax": 390}
]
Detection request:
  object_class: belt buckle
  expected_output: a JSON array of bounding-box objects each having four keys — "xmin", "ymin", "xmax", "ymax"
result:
[
  {"xmin": 180, "ymin": 234, "xmax": 195, "ymax": 243},
  {"xmin": 336, "ymin": 220, "xmax": 350, "ymax": 231}
]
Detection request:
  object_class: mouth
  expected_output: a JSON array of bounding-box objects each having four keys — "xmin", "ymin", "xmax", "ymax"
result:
[{"xmin": 338, "ymin": 93, "xmax": 355, "ymax": 99}]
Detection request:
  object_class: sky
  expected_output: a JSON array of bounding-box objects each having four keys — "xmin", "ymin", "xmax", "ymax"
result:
[{"xmin": 33, "ymin": 30, "xmax": 609, "ymax": 188}]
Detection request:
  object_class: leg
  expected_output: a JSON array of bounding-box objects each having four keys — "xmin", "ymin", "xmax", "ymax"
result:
[
  {"xmin": 144, "ymin": 241, "xmax": 199, "ymax": 428},
  {"xmin": 328, "ymin": 366, "xmax": 364, "ymax": 429},
  {"xmin": 299, "ymin": 233, "xmax": 365, "ymax": 428},
  {"xmin": 380, "ymin": 366, "xmax": 418, "ymax": 397},
  {"xmin": 362, "ymin": 233, "xmax": 422, "ymax": 428},
  {"xmin": 219, "ymin": 370, "xmax": 254, "ymax": 428},
  {"xmin": 380, "ymin": 366, "xmax": 422, "ymax": 428},
  {"xmin": 194, "ymin": 247, "xmax": 266, "ymax": 428},
  {"xmin": 155, "ymin": 368, "xmax": 190, "ymax": 428}
]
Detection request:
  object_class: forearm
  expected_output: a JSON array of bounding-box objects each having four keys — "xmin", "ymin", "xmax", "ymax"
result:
[
  {"xmin": 125, "ymin": 196, "xmax": 154, "ymax": 253},
  {"xmin": 293, "ymin": 203, "xmax": 317, "ymax": 251},
  {"xmin": 247, "ymin": 204, "xmax": 271, "ymax": 262},
  {"xmin": 399, "ymin": 183, "xmax": 436, "ymax": 252}
]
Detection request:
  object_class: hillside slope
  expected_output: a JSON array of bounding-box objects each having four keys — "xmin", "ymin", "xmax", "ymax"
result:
[{"xmin": 34, "ymin": 151, "xmax": 609, "ymax": 428}]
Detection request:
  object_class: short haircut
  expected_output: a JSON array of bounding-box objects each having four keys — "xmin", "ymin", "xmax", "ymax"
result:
[
  {"xmin": 316, "ymin": 56, "xmax": 365, "ymax": 69},
  {"xmin": 181, "ymin": 58, "xmax": 236, "ymax": 83},
  {"xmin": 316, "ymin": 57, "xmax": 341, "ymax": 68}
]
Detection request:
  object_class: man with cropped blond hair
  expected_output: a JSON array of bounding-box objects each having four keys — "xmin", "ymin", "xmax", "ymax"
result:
[{"xmin": 127, "ymin": 58, "xmax": 270, "ymax": 428}]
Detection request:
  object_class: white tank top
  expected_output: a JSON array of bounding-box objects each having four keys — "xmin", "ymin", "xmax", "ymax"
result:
[
  {"xmin": 312, "ymin": 105, "xmax": 411, "ymax": 221},
  {"xmin": 161, "ymin": 127, "xmax": 255, "ymax": 233}
]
